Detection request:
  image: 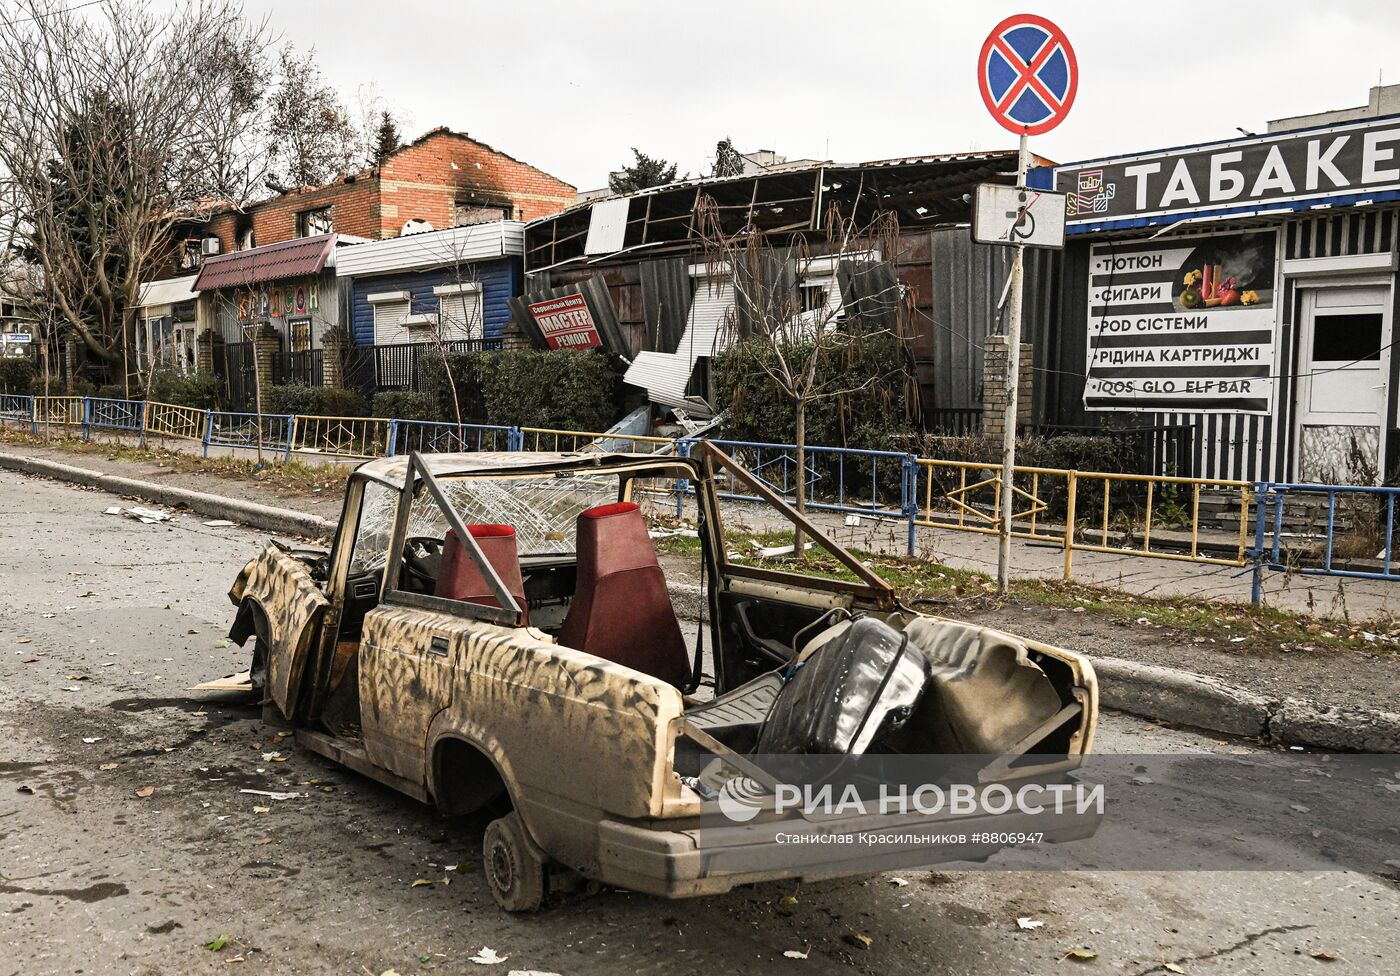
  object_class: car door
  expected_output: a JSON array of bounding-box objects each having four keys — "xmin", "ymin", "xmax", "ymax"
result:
[
  {"xmin": 359, "ymin": 603, "xmax": 464, "ymax": 785},
  {"xmin": 234, "ymin": 546, "xmax": 331, "ymax": 719}
]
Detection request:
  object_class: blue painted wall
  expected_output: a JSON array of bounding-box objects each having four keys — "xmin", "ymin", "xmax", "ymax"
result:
[{"xmin": 348, "ymin": 257, "xmax": 521, "ymax": 346}]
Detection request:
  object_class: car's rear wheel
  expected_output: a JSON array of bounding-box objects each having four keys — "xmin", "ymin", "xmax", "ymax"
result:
[{"xmin": 483, "ymin": 812, "xmax": 545, "ymax": 912}]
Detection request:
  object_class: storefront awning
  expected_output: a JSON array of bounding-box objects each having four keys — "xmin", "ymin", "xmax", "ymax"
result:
[
  {"xmin": 136, "ymin": 275, "xmax": 199, "ymax": 308},
  {"xmin": 193, "ymin": 234, "xmax": 337, "ymax": 291}
]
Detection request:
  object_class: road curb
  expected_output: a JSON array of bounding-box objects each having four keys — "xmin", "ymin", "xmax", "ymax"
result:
[
  {"xmin": 5, "ymin": 449, "xmax": 1395, "ymax": 752},
  {"xmin": 1089, "ymin": 656, "xmax": 1275, "ymax": 738},
  {"xmin": 0, "ymin": 451, "xmax": 335, "ymax": 540}
]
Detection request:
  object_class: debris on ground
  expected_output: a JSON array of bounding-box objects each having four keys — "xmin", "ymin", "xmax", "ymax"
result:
[
  {"xmin": 1061, "ymin": 947, "xmax": 1098, "ymax": 962},
  {"xmin": 202, "ymin": 519, "xmax": 237, "ymax": 527},
  {"xmin": 468, "ymin": 947, "xmax": 509, "ymax": 965},
  {"xmin": 238, "ymin": 789, "xmax": 302, "ymax": 801},
  {"xmin": 1017, "ymin": 917, "xmax": 1045, "ymax": 930},
  {"xmin": 783, "ymin": 946, "xmax": 810, "ymax": 959}
]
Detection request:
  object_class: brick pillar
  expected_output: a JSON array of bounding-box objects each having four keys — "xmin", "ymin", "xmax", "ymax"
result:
[
  {"xmin": 321, "ymin": 328, "xmax": 344, "ymax": 388},
  {"xmin": 196, "ymin": 329, "xmax": 216, "ymax": 374},
  {"xmin": 252, "ymin": 324, "xmax": 281, "ymax": 399},
  {"xmin": 981, "ymin": 335, "xmax": 1033, "ymax": 439}
]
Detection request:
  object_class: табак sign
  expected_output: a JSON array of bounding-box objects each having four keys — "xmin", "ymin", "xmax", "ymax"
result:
[
  {"xmin": 1084, "ymin": 232, "xmax": 1276, "ymax": 414},
  {"xmin": 528, "ymin": 293, "xmax": 602, "ymax": 350},
  {"xmin": 1057, "ymin": 115, "xmax": 1400, "ymax": 225}
]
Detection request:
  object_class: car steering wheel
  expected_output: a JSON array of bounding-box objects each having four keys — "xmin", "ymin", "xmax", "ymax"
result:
[{"xmin": 402, "ymin": 536, "xmax": 445, "ymax": 590}]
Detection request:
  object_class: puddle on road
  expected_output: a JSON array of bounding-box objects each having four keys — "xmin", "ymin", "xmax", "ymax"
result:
[
  {"xmin": 0, "ymin": 880, "xmax": 128, "ymax": 903},
  {"xmin": 0, "ymin": 761, "xmax": 47, "ymax": 780}
]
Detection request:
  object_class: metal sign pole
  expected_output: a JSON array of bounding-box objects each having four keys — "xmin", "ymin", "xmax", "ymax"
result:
[{"xmin": 996, "ymin": 132, "xmax": 1030, "ymax": 595}]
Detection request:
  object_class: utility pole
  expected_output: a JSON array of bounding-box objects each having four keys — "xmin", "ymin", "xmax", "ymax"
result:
[{"xmin": 996, "ymin": 132, "xmax": 1030, "ymax": 595}]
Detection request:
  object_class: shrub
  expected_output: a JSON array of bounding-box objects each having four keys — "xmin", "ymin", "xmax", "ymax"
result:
[
  {"xmin": 420, "ymin": 350, "xmax": 494, "ymax": 422},
  {"xmin": 421, "ymin": 348, "xmax": 620, "ymax": 431},
  {"xmin": 372, "ymin": 390, "xmax": 436, "ymax": 421},
  {"xmin": 149, "ymin": 369, "xmax": 222, "ymax": 409},
  {"xmin": 261, "ymin": 382, "xmax": 368, "ymax": 418},
  {"xmin": 0, "ymin": 358, "xmax": 36, "ymax": 394},
  {"xmin": 484, "ymin": 349, "xmax": 618, "ymax": 430},
  {"xmin": 713, "ymin": 333, "xmax": 917, "ymax": 451}
]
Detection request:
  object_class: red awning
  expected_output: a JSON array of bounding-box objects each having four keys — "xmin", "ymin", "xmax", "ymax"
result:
[{"xmin": 193, "ymin": 234, "xmax": 337, "ymax": 291}]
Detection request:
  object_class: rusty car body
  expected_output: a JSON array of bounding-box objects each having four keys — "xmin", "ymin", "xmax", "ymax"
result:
[{"xmin": 225, "ymin": 445, "xmax": 1098, "ymax": 910}]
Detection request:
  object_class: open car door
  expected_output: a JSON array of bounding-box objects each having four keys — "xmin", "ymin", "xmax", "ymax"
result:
[{"xmin": 230, "ymin": 545, "xmax": 331, "ymax": 719}]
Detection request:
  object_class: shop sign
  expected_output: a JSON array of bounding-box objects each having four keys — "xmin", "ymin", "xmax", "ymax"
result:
[
  {"xmin": 1084, "ymin": 232, "xmax": 1276, "ymax": 414},
  {"xmin": 1057, "ymin": 115, "xmax": 1400, "ymax": 224},
  {"xmin": 527, "ymin": 293, "xmax": 602, "ymax": 350}
]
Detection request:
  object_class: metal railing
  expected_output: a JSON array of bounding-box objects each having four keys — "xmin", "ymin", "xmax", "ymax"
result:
[
  {"xmin": 0, "ymin": 395, "xmax": 1363, "ymax": 591},
  {"xmin": 143, "ymin": 401, "xmax": 206, "ymax": 441},
  {"xmin": 388, "ymin": 419, "xmax": 517, "ymax": 455},
  {"xmin": 86, "ymin": 397, "xmax": 145, "ymax": 436},
  {"xmin": 32, "ymin": 395, "xmax": 85, "ymax": 430},
  {"xmin": 373, "ymin": 338, "xmax": 502, "ymax": 392},
  {"xmin": 272, "ymin": 349, "xmax": 324, "ymax": 387},
  {"xmin": 0, "ymin": 394, "xmax": 33, "ymax": 426},
  {"xmin": 289, "ymin": 415, "xmax": 390, "ymax": 458},
  {"xmin": 517, "ymin": 426, "xmax": 675, "ymax": 455},
  {"xmin": 205, "ymin": 411, "xmax": 294, "ymax": 461},
  {"xmin": 1251, "ymin": 482, "xmax": 1400, "ymax": 597},
  {"xmin": 705, "ymin": 439, "xmax": 911, "ymax": 519}
]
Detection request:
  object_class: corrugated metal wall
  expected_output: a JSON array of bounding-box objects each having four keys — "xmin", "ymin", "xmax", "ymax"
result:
[
  {"xmin": 348, "ymin": 259, "xmax": 518, "ymax": 346},
  {"xmin": 925, "ymin": 227, "xmax": 1062, "ymax": 418}
]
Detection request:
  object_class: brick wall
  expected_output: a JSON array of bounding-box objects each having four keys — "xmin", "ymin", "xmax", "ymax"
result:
[
  {"xmin": 378, "ymin": 130, "xmax": 576, "ymax": 228},
  {"xmin": 172, "ymin": 130, "xmax": 576, "ymax": 267}
]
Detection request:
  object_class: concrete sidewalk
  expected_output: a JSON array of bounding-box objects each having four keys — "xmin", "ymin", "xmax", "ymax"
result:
[{"xmin": 676, "ymin": 493, "xmax": 1400, "ymax": 623}]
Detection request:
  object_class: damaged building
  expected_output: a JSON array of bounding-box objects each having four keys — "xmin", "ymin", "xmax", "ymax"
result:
[{"xmin": 510, "ymin": 153, "xmax": 1060, "ymax": 430}]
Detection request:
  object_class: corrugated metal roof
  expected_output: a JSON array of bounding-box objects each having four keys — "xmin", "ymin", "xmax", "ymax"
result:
[
  {"xmin": 532, "ymin": 150, "xmax": 1022, "ymax": 222},
  {"xmin": 193, "ymin": 234, "xmax": 337, "ymax": 291},
  {"xmin": 334, "ymin": 221, "xmax": 525, "ymax": 277}
]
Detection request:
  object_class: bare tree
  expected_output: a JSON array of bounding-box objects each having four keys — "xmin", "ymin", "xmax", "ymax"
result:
[
  {"xmin": 695, "ymin": 195, "xmax": 908, "ymax": 556},
  {"xmin": 0, "ymin": 0, "xmax": 272, "ymax": 393},
  {"xmin": 266, "ymin": 45, "xmax": 359, "ymax": 188}
]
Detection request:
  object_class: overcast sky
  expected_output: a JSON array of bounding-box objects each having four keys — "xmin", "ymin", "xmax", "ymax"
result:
[{"xmin": 236, "ymin": 0, "xmax": 1400, "ymax": 191}]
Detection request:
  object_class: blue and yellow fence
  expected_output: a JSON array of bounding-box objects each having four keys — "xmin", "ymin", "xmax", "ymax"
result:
[{"xmin": 2, "ymin": 394, "xmax": 1390, "ymax": 594}]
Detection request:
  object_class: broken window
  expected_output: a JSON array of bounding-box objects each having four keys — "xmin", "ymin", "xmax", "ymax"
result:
[
  {"xmin": 297, "ymin": 206, "xmax": 334, "ymax": 237},
  {"xmin": 455, "ymin": 201, "xmax": 510, "ymax": 226},
  {"xmin": 1313, "ymin": 313, "xmax": 1383, "ymax": 363}
]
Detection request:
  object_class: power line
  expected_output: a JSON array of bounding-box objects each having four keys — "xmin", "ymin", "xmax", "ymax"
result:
[{"xmin": 0, "ymin": 0, "xmax": 105, "ymax": 29}]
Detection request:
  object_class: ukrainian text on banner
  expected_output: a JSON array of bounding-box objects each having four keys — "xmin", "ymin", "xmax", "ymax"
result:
[{"xmin": 1084, "ymin": 232, "xmax": 1276, "ymax": 413}]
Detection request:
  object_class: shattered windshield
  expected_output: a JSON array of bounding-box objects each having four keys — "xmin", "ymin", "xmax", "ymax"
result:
[{"xmin": 415, "ymin": 474, "xmax": 620, "ymax": 554}]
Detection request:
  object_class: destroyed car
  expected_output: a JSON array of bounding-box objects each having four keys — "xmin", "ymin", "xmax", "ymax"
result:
[{"xmin": 223, "ymin": 445, "xmax": 1098, "ymax": 911}]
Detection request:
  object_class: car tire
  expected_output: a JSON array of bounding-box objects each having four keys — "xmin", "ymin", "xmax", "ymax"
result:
[{"xmin": 483, "ymin": 812, "xmax": 545, "ymax": 912}]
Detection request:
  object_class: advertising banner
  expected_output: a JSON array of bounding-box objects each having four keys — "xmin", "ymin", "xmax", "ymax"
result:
[
  {"xmin": 527, "ymin": 292, "xmax": 603, "ymax": 350},
  {"xmin": 1084, "ymin": 232, "xmax": 1276, "ymax": 413}
]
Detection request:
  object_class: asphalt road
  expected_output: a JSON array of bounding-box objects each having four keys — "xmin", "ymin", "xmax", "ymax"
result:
[{"xmin": 0, "ymin": 469, "xmax": 1396, "ymax": 976}]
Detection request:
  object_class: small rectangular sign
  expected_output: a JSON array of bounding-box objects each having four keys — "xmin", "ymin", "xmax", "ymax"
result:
[
  {"xmin": 2, "ymin": 333, "xmax": 32, "ymax": 343},
  {"xmin": 527, "ymin": 293, "xmax": 603, "ymax": 350},
  {"xmin": 972, "ymin": 184, "xmax": 1066, "ymax": 249}
]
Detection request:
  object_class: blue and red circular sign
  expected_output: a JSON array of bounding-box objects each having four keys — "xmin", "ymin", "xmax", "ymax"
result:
[{"xmin": 978, "ymin": 14, "xmax": 1077, "ymax": 135}]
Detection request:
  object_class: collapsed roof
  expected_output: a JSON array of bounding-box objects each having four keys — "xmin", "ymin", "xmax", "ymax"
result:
[{"xmin": 524, "ymin": 151, "xmax": 1022, "ymax": 273}]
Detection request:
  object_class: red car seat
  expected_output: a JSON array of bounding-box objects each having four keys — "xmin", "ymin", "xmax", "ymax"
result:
[
  {"xmin": 558, "ymin": 501, "xmax": 689, "ymax": 687},
  {"xmin": 435, "ymin": 524, "xmax": 528, "ymax": 623}
]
